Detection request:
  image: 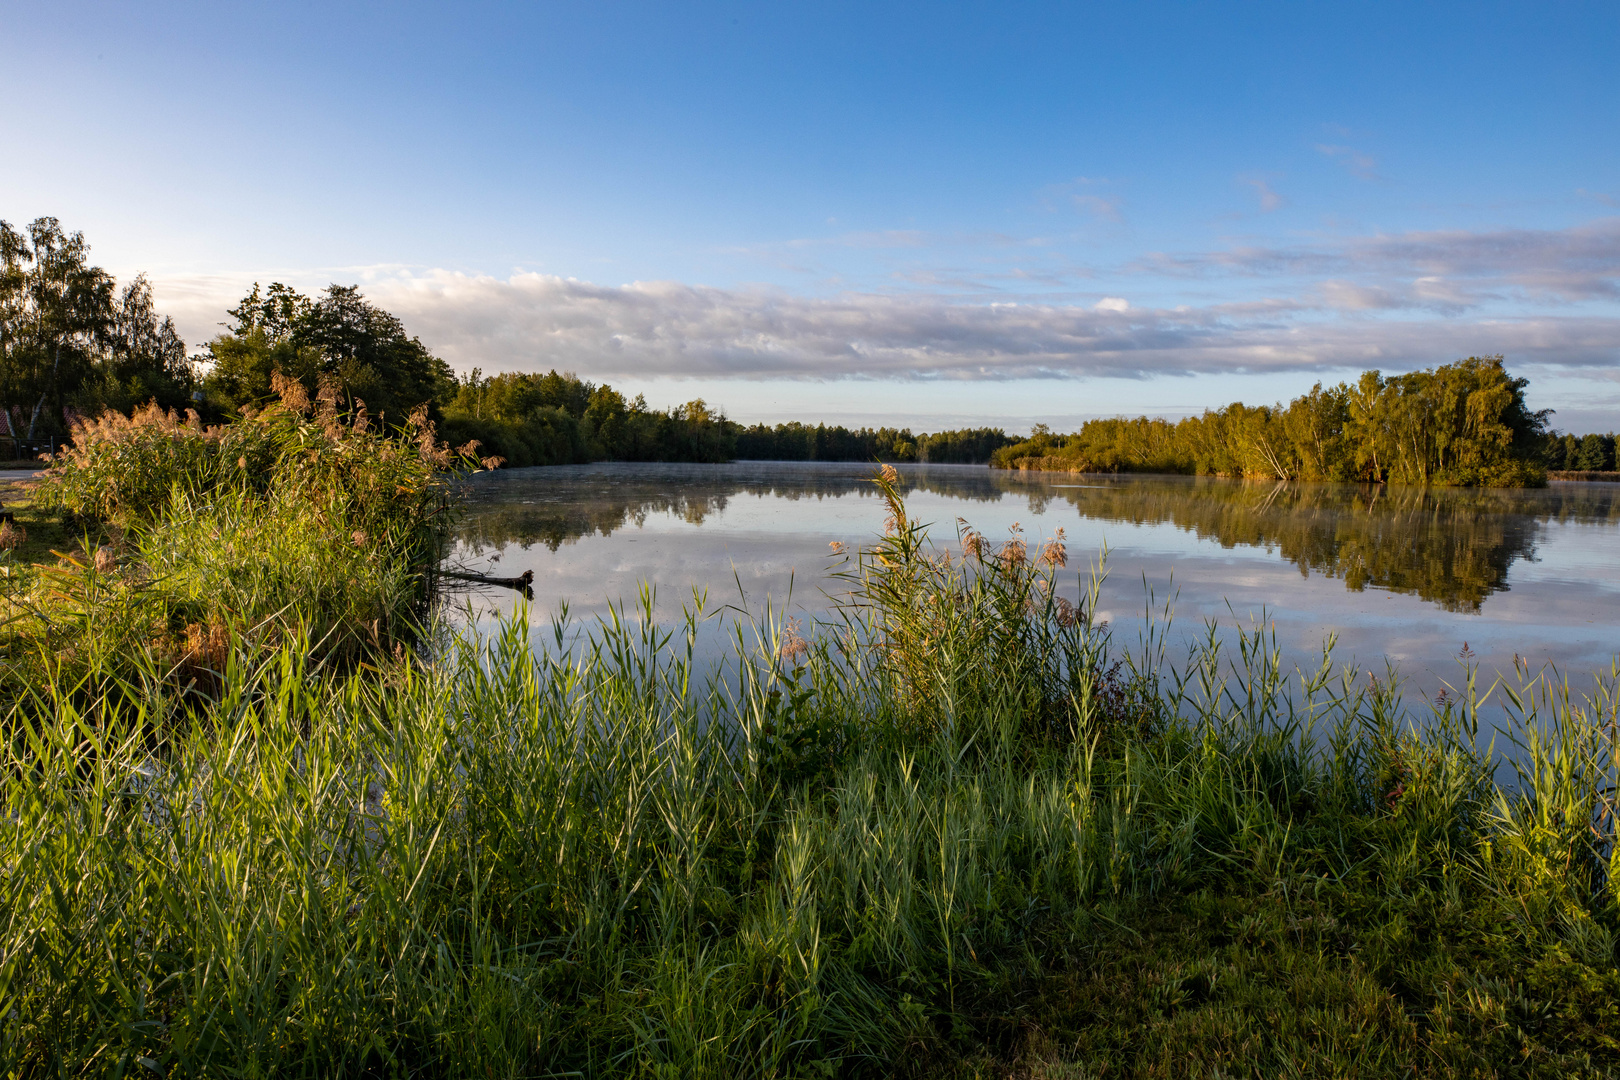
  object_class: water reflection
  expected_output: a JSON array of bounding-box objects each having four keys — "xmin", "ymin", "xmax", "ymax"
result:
[
  {"xmin": 455, "ymin": 464, "xmax": 1620, "ymax": 614},
  {"xmin": 1026, "ymin": 476, "xmax": 1620, "ymax": 613}
]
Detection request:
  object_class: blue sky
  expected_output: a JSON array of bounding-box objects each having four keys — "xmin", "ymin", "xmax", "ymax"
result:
[{"xmin": 3, "ymin": 0, "xmax": 1618, "ymax": 430}]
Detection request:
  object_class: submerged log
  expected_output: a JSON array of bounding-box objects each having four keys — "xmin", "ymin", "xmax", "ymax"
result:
[{"xmin": 437, "ymin": 567, "xmax": 535, "ymax": 592}]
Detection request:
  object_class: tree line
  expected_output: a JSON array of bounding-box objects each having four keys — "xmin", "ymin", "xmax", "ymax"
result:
[
  {"xmin": 992, "ymin": 357, "xmax": 1557, "ymax": 487},
  {"xmin": 0, "ymin": 218, "xmax": 1014, "ymax": 465},
  {"xmin": 732, "ymin": 422, "xmax": 1010, "ymax": 464},
  {"xmin": 1, "ymin": 218, "xmax": 194, "ymax": 447},
  {"xmin": 1547, "ymin": 430, "xmax": 1616, "ymax": 473},
  {"xmin": 439, "ymin": 373, "xmax": 1012, "ymax": 466},
  {"xmin": 5, "ymin": 218, "xmax": 1606, "ymax": 483}
]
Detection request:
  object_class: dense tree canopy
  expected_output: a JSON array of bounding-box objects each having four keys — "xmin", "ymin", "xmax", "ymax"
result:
[
  {"xmin": 0, "ymin": 217, "xmax": 192, "ymax": 444},
  {"xmin": 993, "ymin": 356, "xmax": 1554, "ymax": 487},
  {"xmin": 440, "ymin": 369, "xmax": 1015, "ymax": 468},
  {"xmin": 439, "ymin": 369, "xmax": 737, "ymax": 466},
  {"xmin": 203, "ymin": 283, "xmax": 455, "ymax": 425},
  {"xmin": 732, "ymin": 421, "xmax": 1011, "ymax": 463},
  {"xmin": 1545, "ymin": 430, "xmax": 1617, "ymax": 473}
]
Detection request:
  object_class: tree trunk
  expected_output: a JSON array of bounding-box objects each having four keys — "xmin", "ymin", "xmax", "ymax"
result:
[{"xmin": 26, "ymin": 341, "xmax": 62, "ymax": 442}]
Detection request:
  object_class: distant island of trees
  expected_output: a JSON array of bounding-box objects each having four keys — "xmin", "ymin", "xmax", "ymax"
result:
[
  {"xmin": 991, "ymin": 356, "xmax": 1578, "ymax": 488},
  {"xmin": 3, "ymin": 216, "xmax": 1610, "ymax": 487}
]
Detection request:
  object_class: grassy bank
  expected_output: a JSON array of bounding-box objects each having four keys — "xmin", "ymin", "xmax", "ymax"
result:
[{"xmin": 5, "ymin": 469, "xmax": 1619, "ymax": 1077}]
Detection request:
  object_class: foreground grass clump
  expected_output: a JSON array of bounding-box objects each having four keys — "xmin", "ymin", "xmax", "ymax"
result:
[
  {"xmin": 0, "ymin": 377, "xmax": 481, "ymax": 687},
  {"xmin": 4, "ymin": 473, "xmax": 1618, "ymax": 1077}
]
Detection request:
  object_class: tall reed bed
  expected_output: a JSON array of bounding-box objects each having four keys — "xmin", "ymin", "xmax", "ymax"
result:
[
  {"xmin": 0, "ymin": 378, "xmax": 483, "ymax": 691},
  {"xmin": 4, "ymin": 473, "xmax": 1618, "ymax": 1077}
]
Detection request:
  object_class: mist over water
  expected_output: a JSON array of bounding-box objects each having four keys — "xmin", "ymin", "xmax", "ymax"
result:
[{"xmin": 445, "ymin": 462, "xmax": 1620, "ymax": 702}]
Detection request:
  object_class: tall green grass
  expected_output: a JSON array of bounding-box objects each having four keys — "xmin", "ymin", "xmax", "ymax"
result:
[{"xmin": 4, "ymin": 472, "xmax": 1618, "ymax": 1077}]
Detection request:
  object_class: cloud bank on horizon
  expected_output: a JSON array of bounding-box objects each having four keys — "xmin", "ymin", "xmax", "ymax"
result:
[{"xmin": 159, "ymin": 217, "xmax": 1620, "ymax": 387}]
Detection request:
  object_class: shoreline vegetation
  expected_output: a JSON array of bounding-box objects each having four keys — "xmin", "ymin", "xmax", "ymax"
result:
[
  {"xmin": 989, "ymin": 357, "xmax": 1561, "ymax": 488},
  {"xmin": 0, "ymin": 374, "xmax": 484, "ymax": 697},
  {"xmin": 1550, "ymin": 470, "xmax": 1620, "ymax": 483},
  {"xmin": 5, "ymin": 428, "xmax": 1620, "ymax": 1074}
]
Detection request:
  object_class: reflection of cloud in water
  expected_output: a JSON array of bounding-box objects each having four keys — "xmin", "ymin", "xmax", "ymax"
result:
[
  {"xmin": 446, "ymin": 463, "xmax": 1620, "ymax": 699},
  {"xmin": 457, "ymin": 463, "xmax": 1620, "ymax": 614}
]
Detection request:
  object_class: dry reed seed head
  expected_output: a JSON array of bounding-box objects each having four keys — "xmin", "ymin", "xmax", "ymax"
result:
[
  {"xmin": 0, "ymin": 521, "xmax": 24, "ymax": 550},
  {"xmin": 480, "ymin": 455, "xmax": 506, "ymax": 471},
  {"xmin": 316, "ymin": 379, "xmax": 344, "ymax": 439},
  {"xmin": 828, "ymin": 540, "xmax": 847, "ymax": 555},
  {"xmin": 93, "ymin": 546, "xmax": 116, "ymax": 574},
  {"xmin": 1000, "ymin": 539, "xmax": 1028, "ymax": 568},
  {"xmin": 184, "ymin": 620, "xmax": 232, "ymax": 669},
  {"xmin": 962, "ymin": 531, "xmax": 985, "ymax": 560},
  {"xmin": 1054, "ymin": 595, "xmax": 1079, "ymax": 627},
  {"xmin": 880, "ymin": 463, "xmax": 900, "ymax": 485},
  {"xmin": 778, "ymin": 618, "xmax": 810, "ymax": 663},
  {"xmin": 271, "ymin": 371, "xmax": 312, "ymax": 415},
  {"xmin": 350, "ymin": 399, "xmax": 370, "ymax": 434},
  {"xmin": 1041, "ymin": 537, "xmax": 1068, "ymax": 568}
]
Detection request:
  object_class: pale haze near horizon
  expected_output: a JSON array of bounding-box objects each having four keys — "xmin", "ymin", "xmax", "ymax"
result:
[{"xmin": 2, "ymin": 1, "xmax": 1617, "ymax": 433}]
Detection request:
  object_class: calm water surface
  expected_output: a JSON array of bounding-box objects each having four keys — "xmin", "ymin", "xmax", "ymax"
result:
[{"xmin": 448, "ymin": 462, "xmax": 1620, "ymax": 698}]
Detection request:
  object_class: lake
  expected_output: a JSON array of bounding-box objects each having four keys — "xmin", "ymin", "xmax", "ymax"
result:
[{"xmin": 447, "ymin": 462, "xmax": 1620, "ymax": 699}]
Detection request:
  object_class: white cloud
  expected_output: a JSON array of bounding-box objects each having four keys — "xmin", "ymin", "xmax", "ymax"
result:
[
  {"xmin": 1072, "ymin": 194, "xmax": 1122, "ymax": 221},
  {"xmin": 1315, "ymin": 143, "xmax": 1381, "ymax": 181},
  {"xmin": 1135, "ymin": 218, "xmax": 1620, "ymax": 307},
  {"xmin": 152, "ymin": 218, "xmax": 1620, "ymax": 388},
  {"xmin": 1241, "ymin": 177, "xmax": 1284, "ymax": 212},
  {"xmin": 322, "ymin": 270, "xmax": 1620, "ymax": 381},
  {"xmin": 1039, "ymin": 177, "xmax": 1123, "ymax": 221}
]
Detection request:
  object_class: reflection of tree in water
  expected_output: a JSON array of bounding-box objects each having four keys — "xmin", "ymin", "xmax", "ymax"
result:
[
  {"xmin": 1015, "ymin": 476, "xmax": 1620, "ymax": 613},
  {"xmin": 452, "ymin": 463, "xmax": 1618, "ymax": 613},
  {"xmin": 456, "ymin": 491, "xmax": 735, "ymax": 552},
  {"xmin": 452, "ymin": 463, "xmax": 1005, "ymax": 554}
]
